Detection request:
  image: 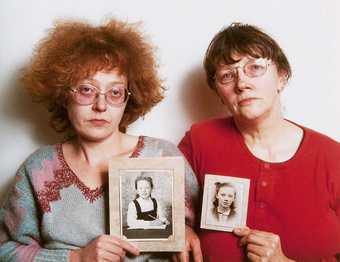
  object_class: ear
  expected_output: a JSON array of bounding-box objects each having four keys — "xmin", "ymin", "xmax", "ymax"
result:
[{"xmin": 277, "ymin": 72, "xmax": 288, "ymax": 93}]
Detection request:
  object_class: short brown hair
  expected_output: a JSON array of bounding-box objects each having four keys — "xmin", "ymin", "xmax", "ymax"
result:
[
  {"xmin": 22, "ymin": 18, "xmax": 164, "ymax": 134},
  {"xmin": 204, "ymin": 22, "xmax": 292, "ymax": 90}
]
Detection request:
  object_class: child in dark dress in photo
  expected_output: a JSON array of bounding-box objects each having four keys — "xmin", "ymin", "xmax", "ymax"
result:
[{"xmin": 127, "ymin": 175, "xmax": 169, "ymax": 228}]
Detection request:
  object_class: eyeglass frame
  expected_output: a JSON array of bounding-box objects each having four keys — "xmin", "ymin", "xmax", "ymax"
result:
[
  {"xmin": 69, "ymin": 84, "xmax": 132, "ymax": 107},
  {"xmin": 213, "ymin": 58, "xmax": 272, "ymax": 86}
]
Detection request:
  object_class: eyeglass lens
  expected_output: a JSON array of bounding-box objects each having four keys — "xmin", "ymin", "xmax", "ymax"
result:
[
  {"xmin": 215, "ymin": 59, "xmax": 269, "ymax": 85},
  {"xmin": 71, "ymin": 85, "xmax": 129, "ymax": 106}
]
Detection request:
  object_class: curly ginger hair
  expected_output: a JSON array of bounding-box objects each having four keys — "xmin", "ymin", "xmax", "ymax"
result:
[{"xmin": 22, "ymin": 18, "xmax": 164, "ymax": 134}]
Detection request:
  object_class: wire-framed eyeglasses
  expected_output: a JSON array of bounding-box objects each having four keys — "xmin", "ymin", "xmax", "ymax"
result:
[
  {"xmin": 214, "ymin": 58, "xmax": 271, "ymax": 86},
  {"xmin": 69, "ymin": 84, "xmax": 131, "ymax": 106}
]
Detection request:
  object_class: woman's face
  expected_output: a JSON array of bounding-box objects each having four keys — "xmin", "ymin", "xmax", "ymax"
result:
[
  {"xmin": 66, "ymin": 68, "xmax": 128, "ymax": 142},
  {"xmin": 136, "ymin": 180, "xmax": 152, "ymax": 199},
  {"xmin": 216, "ymin": 186, "xmax": 235, "ymax": 209},
  {"xmin": 215, "ymin": 54, "xmax": 286, "ymax": 122}
]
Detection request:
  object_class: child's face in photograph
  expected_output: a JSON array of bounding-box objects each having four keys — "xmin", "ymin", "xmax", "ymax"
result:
[
  {"xmin": 216, "ymin": 186, "xmax": 235, "ymax": 209},
  {"xmin": 136, "ymin": 180, "xmax": 152, "ymax": 199}
]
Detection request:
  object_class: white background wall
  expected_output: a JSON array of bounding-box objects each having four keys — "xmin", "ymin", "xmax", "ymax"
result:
[{"xmin": 0, "ymin": 0, "xmax": 339, "ymax": 202}]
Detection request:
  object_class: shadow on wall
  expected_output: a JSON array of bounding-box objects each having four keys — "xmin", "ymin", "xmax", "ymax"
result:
[
  {"xmin": 179, "ymin": 65, "xmax": 228, "ymax": 124},
  {"xmin": 1, "ymin": 67, "xmax": 63, "ymax": 146},
  {"xmin": 0, "ymin": 68, "xmax": 62, "ymax": 203}
]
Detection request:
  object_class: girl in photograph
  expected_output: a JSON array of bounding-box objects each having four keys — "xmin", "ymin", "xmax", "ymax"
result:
[
  {"xmin": 127, "ymin": 175, "xmax": 169, "ymax": 229},
  {"xmin": 209, "ymin": 182, "xmax": 237, "ymax": 224}
]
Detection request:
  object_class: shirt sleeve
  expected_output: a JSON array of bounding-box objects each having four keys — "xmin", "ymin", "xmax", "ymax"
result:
[
  {"xmin": 157, "ymin": 138, "xmax": 200, "ymax": 227},
  {"xmin": 178, "ymin": 131, "xmax": 196, "ymax": 174},
  {"xmin": 156, "ymin": 201, "xmax": 168, "ymax": 224},
  {"xmin": 0, "ymin": 165, "xmax": 70, "ymax": 262},
  {"xmin": 327, "ymin": 142, "xmax": 340, "ymax": 218}
]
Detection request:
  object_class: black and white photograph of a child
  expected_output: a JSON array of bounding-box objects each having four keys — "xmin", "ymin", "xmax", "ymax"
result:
[
  {"xmin": 201, "ymin": 175, "xmax": 250, "ymax": 232},
  {"xmin": 120, "ymin": 171, "xmax": 173, "ymax": 240}
]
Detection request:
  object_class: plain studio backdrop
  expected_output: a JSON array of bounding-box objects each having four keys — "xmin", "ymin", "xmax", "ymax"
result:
[{"xmin": 0, "ymin": 0, "xmax": 339, "ymax": 202}]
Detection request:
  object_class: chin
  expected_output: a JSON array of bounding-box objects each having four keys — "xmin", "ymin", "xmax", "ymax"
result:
[
  {"xmin": 237, "ymin": 106, "xmax": 267, "ymax": 121},
  {"xmin": 78, "ymin": 129, "xmax": 115, "ymax": 142}
]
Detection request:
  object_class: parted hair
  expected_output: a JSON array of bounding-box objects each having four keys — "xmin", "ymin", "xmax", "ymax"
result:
[
  {"xmin": 204, "ymin": 22, "xmax": 292, "ymax": 90},
  {"xmin": 134, "ymin": 176, "xmax": 154, "ymax": 190},
  {"xmin": 22, "ymin": 18, "xmax": 164, "ymax": 134},
  {"xmin": 213, "ymin": 182, "xmax": 236, "ymax": 211}
]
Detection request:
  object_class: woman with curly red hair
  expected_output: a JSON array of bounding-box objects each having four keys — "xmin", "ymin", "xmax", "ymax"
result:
[{"xmin": 0, "ymin": 18, "xmax": 202, "ymax": 262}]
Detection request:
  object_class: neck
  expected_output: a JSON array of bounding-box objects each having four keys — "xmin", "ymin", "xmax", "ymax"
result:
[
  {"xmin": 235, "ymin": 115, "xmax": 286, "ymax": 146},
  {"xmin": 233, "ymin": 105, "xmax": 302, "ymax": 162},
  {"xmin": 73, "ymin": 131, "xmax": 128, "ymax": 166},
  {"xmin": 217, "ymin": 206, "xmax": 230, "ymax": 213},
  {"xmin": 234, "ymin": 99, "xmax": 286, "ymax": 146},
  {"xmin": 138, "ymin": 197, "xmax": 151, "ymax": 201}
]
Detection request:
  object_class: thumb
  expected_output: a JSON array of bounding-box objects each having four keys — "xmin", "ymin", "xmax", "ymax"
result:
[{"xmin": 233, "ymin": 226, "xmax": 251, "ymax": 237}]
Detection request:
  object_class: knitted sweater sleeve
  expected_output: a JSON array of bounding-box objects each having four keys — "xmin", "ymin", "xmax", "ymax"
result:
[
  {"xmin": 0, "ymin": 164, "xmax": 70, "ymax": 262},
  {"xmin": 155, "ymin": 138, "xmax": 200, "ymax": 227}
]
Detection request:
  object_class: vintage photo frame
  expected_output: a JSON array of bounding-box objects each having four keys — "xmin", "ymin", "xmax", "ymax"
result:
[
  {"xmin": 109, "ymin": 157, "xmax": 185, "ymax": 252},
  {"xmin": 200, "ymin": 174, "xmax": 250, "ymax": 232}
]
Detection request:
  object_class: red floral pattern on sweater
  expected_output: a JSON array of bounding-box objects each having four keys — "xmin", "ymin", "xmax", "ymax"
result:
[{"xmin": 36, "ymin": 136, "xmax": 144, "ymax": 213}]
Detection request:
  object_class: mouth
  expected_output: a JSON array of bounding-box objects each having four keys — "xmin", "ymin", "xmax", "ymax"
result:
[
  {"xmin": 88, "ymin": 119, "xmax": 109, "ymax": 126},
  {"xmin": 238, "ymin": 97, "xmax": 257, "ymax": 106}
]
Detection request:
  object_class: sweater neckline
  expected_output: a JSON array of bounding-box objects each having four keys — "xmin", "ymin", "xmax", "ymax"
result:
[{"xmin": 55, "ymin": 136, "xmax": 145, "ymax": 201}]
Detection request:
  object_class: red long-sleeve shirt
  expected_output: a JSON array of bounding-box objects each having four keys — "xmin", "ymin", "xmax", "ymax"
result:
[{"xmin": 179, "ymin": 117, "xmax": 340, "ymax": 262}]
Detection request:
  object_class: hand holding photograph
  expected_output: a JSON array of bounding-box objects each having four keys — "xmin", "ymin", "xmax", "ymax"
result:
[
  {"xmin": 109, "ymin": 157, "xmax": 185, "ymax": 252},
  {"xmin": 200, "ymin": 175, "xmax": 250, "ymax": 232}
]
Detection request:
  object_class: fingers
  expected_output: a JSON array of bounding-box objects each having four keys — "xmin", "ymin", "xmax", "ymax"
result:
[
  {"xmin": 172, "ymin": 253, "xmax": 180, "ymax": 262},
  {"xmin": 239, "ymin": 232, "xmax": 268, "ymax": 247},
  {"xmin": 233, "ymin": 228, "xmax": 286, "ymax": 262},
  {"xmin": 95, "ymin": 239, "xmax": 126, "ymax": 260},
  {"xmin": 108, "ymin": 236, "xmax": 140, "ymax": 256},
  {"xmin": 243, "ymin": 231, "xmax": 280, "ymax": 248},
  {"xmin": 190, "ymin": 236, "xmax": 203, "ymax": 262},
  {"xmin": 95, "ymin": 248, "xmax": 123, "ymax": 262},
  {"xmin": 247, "ymin": 243, "xmax": 273, "ymax": 258},
  {"xmin": 184, "ymin": 225, "xmax": 203, "ymax": 262},
  {"xmin": 178, "ymin": 251, "xmax": 190, "ymax": 262},
  {"xmin": 247, "ymin": 252, "xmax": 263, "ymax": 262},
  {"xmin": 233, "ymin": 226, "xmax": 251, "ymax": 237}
]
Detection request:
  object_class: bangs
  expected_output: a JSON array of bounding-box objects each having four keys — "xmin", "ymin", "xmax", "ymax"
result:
[
  {"xmin": 70, "ymin": 50, "xmax": 128, "ymax": 86},
  {"xmin": 219, "ymin": 43, "xmax": 274, "ymax": 65}
]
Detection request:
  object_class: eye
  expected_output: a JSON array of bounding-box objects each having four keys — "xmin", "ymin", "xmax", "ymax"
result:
[
  {"xmin": 245, "ymin": 61, "xmax": 267, "ymax": 76},
  {"xmin": 248, "ymin": 64, "xmax": 264, "ymax": 71},
  {"xmin": 109, "ymin": 87, "xmax": 124, "ymax": 97},
  {"xmin": 218, "ymin": 70, "xmax": 235, "ymax": 84},
  {"xmin": 77, "ymin": 85, "xmax": 96, "ymax": 96}
]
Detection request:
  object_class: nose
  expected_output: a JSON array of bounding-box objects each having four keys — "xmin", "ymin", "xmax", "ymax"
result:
[
  {"xmin": 92, "ymin": 94, "xmax": 107, "ymax": 112},
  {"xmin": 234, "ymin": 68, "xmax": 250, "ymax": 92}
]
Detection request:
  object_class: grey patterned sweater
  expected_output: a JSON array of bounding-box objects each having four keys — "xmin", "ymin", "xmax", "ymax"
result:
[{"xmin": 0, "ymin": 136, "xmax": 199, "ymax": 262}]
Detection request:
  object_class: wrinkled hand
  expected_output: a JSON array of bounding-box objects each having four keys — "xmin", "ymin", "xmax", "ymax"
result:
[
  {"xmin": 172, "ymin": 225, "xmax": 203, "ymax": 262},
  {"xmin": 70, "ymin": 234, "xmax": 140, "ymax": 262},
  {"xmin": 233, "ymin": 227, "xmax": 294, "ymax": 262}
]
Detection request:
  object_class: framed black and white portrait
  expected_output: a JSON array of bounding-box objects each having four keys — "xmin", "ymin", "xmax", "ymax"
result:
[
  {"xmin": 200, "ymin": 174, "xmax": 250, "ymax": 232},
  {"xmin": 109, "ymin": 157, "xmax": 185, "ymax": 251}
]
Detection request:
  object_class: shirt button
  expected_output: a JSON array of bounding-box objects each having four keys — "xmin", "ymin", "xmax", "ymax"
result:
[
  {"xmin": 258, "ymin": 202, "xmax": 266, "ymax": 208},
  {"xmin": 263, "ymin": 163, "xmax": 270, "ymax": 169},
  {"xmin": 260, "ymin": 181, "xmax": 267, "ymax": 187}
]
